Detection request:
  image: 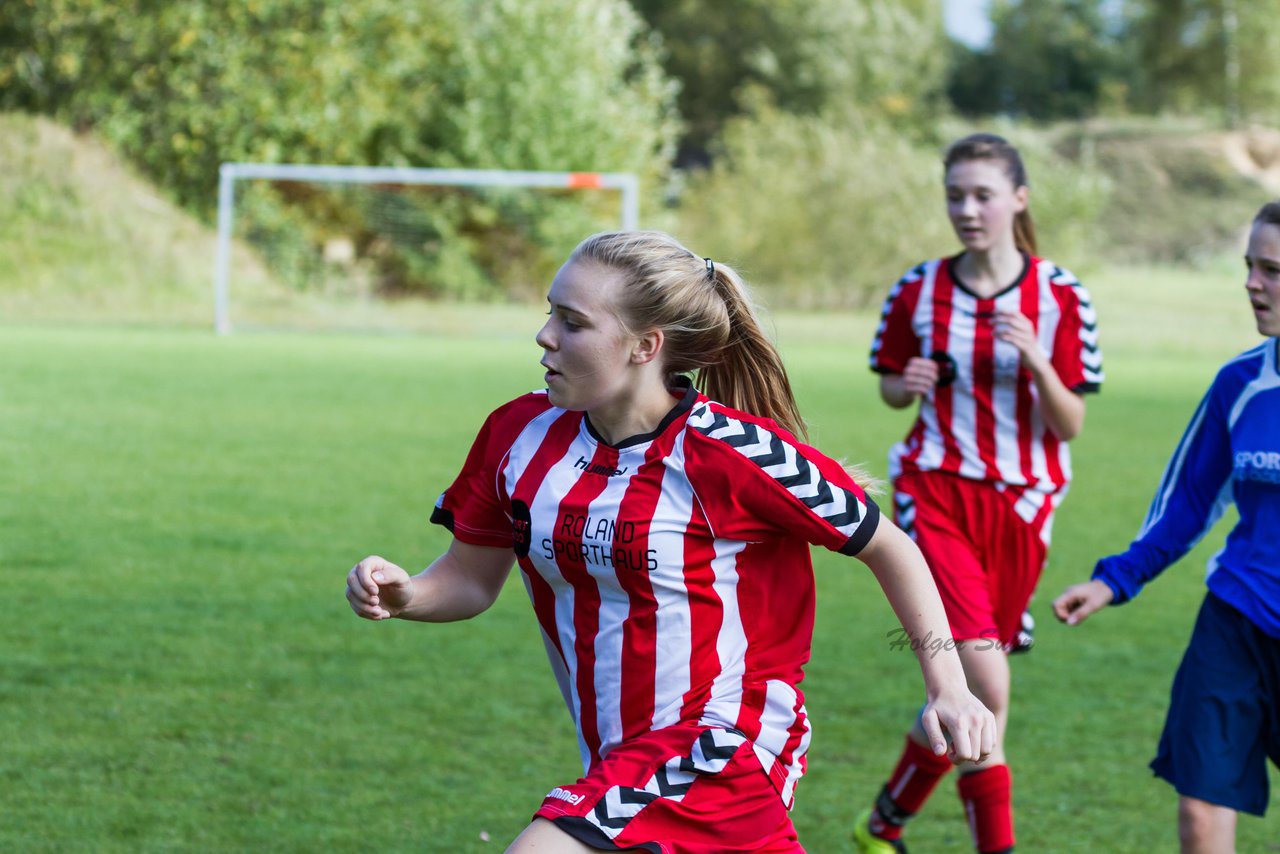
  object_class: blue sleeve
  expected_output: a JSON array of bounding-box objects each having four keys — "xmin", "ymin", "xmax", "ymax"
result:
[{"xmin": 1091, "ymin": 379, "xmax": 1234, "ymax": 604}]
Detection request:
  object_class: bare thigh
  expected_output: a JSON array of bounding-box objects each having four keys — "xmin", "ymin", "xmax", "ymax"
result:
[{"xmin": 506, "ymin": 818, "xmax": 603, "ymax": 854}]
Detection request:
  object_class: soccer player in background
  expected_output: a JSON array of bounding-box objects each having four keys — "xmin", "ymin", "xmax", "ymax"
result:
[
  {"xmin": 854, "ymin": 133, "xmax": 1104, "ymax": 854},
  {"xmin": 1053, "ymin": 201, "xmax": 1280, "ymax": 854},
  {"xmin": 345, "ymin": 231, "xmax": 995, "ymax": 853}
]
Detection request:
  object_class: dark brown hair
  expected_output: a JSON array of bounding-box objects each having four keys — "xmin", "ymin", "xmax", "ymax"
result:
[
  {"xmin": 1254, "ymin": 201, "xmax": 1280, "ymax": 228},
  {"xmin": 944, "ymin": 133, "xmax": 1037, "ymax": 255}
]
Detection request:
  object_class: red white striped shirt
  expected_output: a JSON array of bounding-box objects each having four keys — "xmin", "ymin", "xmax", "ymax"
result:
[
  {"xmin": 431, "ymin": 380, "xmax": 880, "ymax": 807},
  {"xmin": 869, "ymin": 255, "xmax": 1103, "ymax": 533}
]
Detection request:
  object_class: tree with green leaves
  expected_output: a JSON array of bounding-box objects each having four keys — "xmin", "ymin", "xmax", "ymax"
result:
[
  {"xmin": 948, "ymin": 0, "xmax": 1130, "ymax": 120},
  {"xmin": 632, "ymin": 0, "xmax": 947, "ymax": 161},
  {"xmin": 1127, "ymin": 0, "xmax": 1280, "ymax": 126}
]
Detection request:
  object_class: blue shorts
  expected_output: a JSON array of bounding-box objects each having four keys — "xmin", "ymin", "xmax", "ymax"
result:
[{"xmin": 1150, "ymin": 592, "xmax": 1280, "ymax": 816}]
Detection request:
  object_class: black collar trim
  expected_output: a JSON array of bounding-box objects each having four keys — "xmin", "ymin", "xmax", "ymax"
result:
[
  {"xmin": 947, "ymin": 252, "xmax": 1030, "ymax": 301},
  {"xmin": 583, "ymin": 376, "xmax": 699, "ymax": 449}
]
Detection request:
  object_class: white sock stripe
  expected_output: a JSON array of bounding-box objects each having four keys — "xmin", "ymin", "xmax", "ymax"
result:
[
  {"xmin": 964, "ymin": 798, "xmax": 979, "ymax": 848},
  {"xmin": 888, "ymin": 764, "xmax": 917, "ymax": 800}
]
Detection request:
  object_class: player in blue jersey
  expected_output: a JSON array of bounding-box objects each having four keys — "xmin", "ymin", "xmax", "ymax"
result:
[{"xmin": 1053, "ymin": 201, "xmax": 1280, "ymax": 854}]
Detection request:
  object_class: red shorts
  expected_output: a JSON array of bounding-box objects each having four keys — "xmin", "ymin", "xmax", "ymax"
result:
[
  {"xmin": 894, "ymin": 471, "xmax": 1048, "ymax": 647},
  {"xmin": 533, "ymin": 724, "xmax": 803, "ymax": 853}
]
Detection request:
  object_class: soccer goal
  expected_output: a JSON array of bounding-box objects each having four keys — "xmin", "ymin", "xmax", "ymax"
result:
[{"xmin": 212, "ymin": 163, "xmax": 641, "ymax": 334}]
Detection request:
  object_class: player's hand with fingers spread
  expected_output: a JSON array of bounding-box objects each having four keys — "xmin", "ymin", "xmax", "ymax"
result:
[
  {"xmin": 901, "ymin": 355, "xmax": 941, "ymax": 398},
  {"xmin": 1052, "ymin": 579, "xmax": 1114, "ymax": 626},
  {"xmin": 346, "ymin": 555, "xmax": 415, "ymax": 620},
  {"xmin": 919, "ymin": 688, "xmax": 997, "ymax": 763}
]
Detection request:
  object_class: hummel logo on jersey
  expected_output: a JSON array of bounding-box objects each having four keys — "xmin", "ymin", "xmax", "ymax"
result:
[
  {"xmin": 574, "ymin": 456, "xmax": 628, "ymax": 477},
  {"xmin": 546, "ymin": 786, "xmax": 586, "ymax": 806}
]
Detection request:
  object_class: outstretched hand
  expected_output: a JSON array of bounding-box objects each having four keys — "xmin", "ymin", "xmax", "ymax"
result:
[
  {"xmin": 346, "ymin": 555, "xmax": 415, "ymax": 620},
  {"xmin": 1052, "ymin": 579, "xmax": 1114, "ymax": 626},
  {"xmin": 919, "ymin": 690, "xmax": 997, "ymax": 763}
]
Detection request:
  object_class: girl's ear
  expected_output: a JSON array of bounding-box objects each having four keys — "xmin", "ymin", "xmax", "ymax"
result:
[
  {"xmin": 1014, "ymin": 184, "xmax": 1029, "ymax": 213},
  {"xmin": 631, "ymin": 328, "xmax": 664, "ymax": 366}
]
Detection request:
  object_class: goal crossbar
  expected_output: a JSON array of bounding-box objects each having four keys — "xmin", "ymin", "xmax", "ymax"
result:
[{"xmin": 212, "ymin": 162, "xmax": 641, "ymax": 334}]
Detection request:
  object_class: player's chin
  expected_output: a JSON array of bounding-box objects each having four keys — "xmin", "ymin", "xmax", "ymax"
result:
[
  {"xmin": 544, "ymin": 383, "xmax": 572, "ymax": 408},
  {"xmin": 546, "ymin": 388, "xmax": 590, "ymax": 412}
]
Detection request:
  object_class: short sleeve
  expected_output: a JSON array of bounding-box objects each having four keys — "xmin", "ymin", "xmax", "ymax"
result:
[
  {"xmin": 684, "ymin": 405, "xmax": 882, "ymax": 556},
  {"xmin": 431, "ymin": 395, "xmax": 551, "ymax": 548},
  {"xmin": 1047, "ymin": 266, "xmax": 1104, "ymax": 393},
  {"xmin": 869, "ymin": 265, "xmax": 925, "ymax": 375}
]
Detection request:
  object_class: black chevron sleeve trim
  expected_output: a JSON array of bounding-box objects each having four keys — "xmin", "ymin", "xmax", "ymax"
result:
[
  {"xmin": 719, "ymin": 422, "xmax": 759, "ymax": 449},
  {"xmin": 838, "ymin": 499, "xmax": 881, "ymax": 556},
  {"xmin": 689, "ymin": 405, "xmax": 872, "ymax": 540}
]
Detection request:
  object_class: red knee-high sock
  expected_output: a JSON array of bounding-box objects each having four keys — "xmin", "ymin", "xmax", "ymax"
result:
[
  {"xmin": 867, "ymin": 736, "xmax": 954, "ymax": 841},
  {"xmin": 957, "ymin": 764, "xmax": 1014, "ymax": 853}
]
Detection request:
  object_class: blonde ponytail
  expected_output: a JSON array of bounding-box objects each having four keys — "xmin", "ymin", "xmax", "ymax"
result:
[{"xmin": 698, "ymin": 263, "xmax": 808, "ymax": 441}]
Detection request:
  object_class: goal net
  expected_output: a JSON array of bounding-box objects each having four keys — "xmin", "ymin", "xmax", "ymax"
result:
[{"xmin": 213, "ymin": 164, "xmax": 640, "ymax": 334}]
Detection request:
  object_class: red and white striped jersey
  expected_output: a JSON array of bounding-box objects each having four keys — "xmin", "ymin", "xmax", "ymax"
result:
[
  {"xmin": 431, "ymin": 380, "xmax": 881, "ymax": 808},
  {"xmin": 869, "ymin": 255, "xmax": 1103, "ymax": 531}
]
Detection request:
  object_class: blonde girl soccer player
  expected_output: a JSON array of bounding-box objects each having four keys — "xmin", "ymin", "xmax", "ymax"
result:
[
  {"xmin": 855, "ymin": 133, "xmax": 1104, "ymax": 854},
  {"xmin": 1054, "ymin": 201, "xmax": 1280, "ymax": 854},
  {"xmin": 346, "ymin": 231, "xmax": 995, "ymax": 853}
]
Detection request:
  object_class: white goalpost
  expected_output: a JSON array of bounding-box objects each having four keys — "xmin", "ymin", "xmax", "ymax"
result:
[{"xmin": 212, "ymin": 163, "xmax": 641, "ymax": 335}]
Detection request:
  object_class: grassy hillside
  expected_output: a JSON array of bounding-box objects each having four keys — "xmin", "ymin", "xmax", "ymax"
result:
[
  {"xmin": 1053, "ymin": 117, "xmax": 1277, "ymax": 265},
  {"xmin": 0, "ymin": 113, "xmax": 291, "ymax": 327},
  {"xmin": 0, "ymin": 113, "xmax": 503, "ymax": 333}
]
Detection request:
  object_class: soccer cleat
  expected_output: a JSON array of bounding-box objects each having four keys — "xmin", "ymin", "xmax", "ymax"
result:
[{"xmin": 852, "ymin": 808, "xmax": 909, "ymax": 854}]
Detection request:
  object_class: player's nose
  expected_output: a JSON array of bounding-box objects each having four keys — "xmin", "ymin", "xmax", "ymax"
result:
[{"xmin": 535, "ymin": 320, "xmax": 556, "ymax": 350}]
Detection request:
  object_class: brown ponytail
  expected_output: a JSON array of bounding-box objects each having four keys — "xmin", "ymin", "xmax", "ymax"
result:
[
  {"xmin": 1012, "ymin": 210, "xmax": 1037, "ymax": 256},
  {"xmin": 945, "ymin": 133, "xmax": 1038, "ymax": 255}
]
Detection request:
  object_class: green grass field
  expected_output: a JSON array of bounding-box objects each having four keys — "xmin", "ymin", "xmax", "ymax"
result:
[{"xmin": 3, "ymin": 263, "xmax": 1277, "ymax": 852}]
